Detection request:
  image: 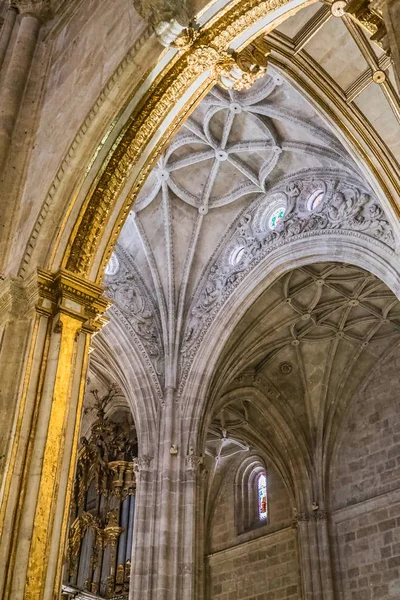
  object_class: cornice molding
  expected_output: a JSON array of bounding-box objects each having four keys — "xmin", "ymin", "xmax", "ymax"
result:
[{"xmin": 37, "ymin": 268, "xmax": 111, "ymax": 331}]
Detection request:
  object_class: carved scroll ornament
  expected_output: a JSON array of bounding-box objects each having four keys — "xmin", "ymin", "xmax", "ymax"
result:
[{"xmin": 179, "ymin": 175, "xmax": 395, "ymax": 390}]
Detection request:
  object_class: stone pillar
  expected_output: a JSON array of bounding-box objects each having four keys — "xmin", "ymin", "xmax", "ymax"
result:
[
  {"xmin": 315, "ymin": 511, "xmax": 335, "ymax": 600},
  {"xmin": 130, "ymin": 388, "xmax": 201, "ymax": 600},
  {"xmin": 0, "ymin": 275, "xmax": 39, "ymax": 488},
  {"xmin": 0, "ymin": 269, "xmax": 109, "ymax": 600},
  {"xmin": 296, "ymin": 514, "xmax": 315, "ymax": 600},
  {"xmin": 155, "ymin": 386, "xmax": 179, "ymax": 600},
  {"xmin": 295, "ymin": 509, "xmax": 335, "ymax": 600},
  {"xmin": 130, "ymin": 456, "xmax": 154, "ymax": 600},
  {"xmin": 0, "ymin": 0, "xmax": 50, "ymax": 173},
  {"xmin": 0, "ymin": 5, "xmax": 18, "ymax": 72},
  {"xmin": 180, "ymin": 453, "xmax": 203, "ymax": 600}
]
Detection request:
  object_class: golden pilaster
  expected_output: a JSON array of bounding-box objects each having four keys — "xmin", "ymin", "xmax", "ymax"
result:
[{"xmin": 0, "ymin": 269, "xmax": 110, "ymax": 600}]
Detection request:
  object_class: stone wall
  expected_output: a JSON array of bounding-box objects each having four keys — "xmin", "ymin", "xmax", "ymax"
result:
[
  {"xmin": 331, "ymin": 345, "xmax": 400, "ymax": 510},
  {"xmin": 11, "ymin": 0, "xmax": 148, "ymax": 270},
  {"xmin": 332, "ymin": 490, "xmax": 400, "ymax": 599},
  {"xmin": 206, "ymin": 459, "xmax": 297, "ymax": 600},
  {"xmin": 330, "ymin": 345, "xmax": 400, "ymax": 598},
  {"xmin": 209, "ymin": 461, "xmax": 292, "ymax": 553},
  {"xmin": 206, "ymin": 527, "xmax": 300, "ymax": 600}
]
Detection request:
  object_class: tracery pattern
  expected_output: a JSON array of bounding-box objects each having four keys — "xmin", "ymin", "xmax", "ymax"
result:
[
  {"xmin": 133, "ymin": 74, "xmax": 352, "ymax": 216},
  {"xmin": 246, "ymin": 264, "xmax": 400, "ymax": 375},
  {"xmin": 104, "ymin": 247, "xmax": 164, "ymax": 391},
  {"xmin": 103, "ymin": 71, "xmax": 396, "ymax": 402}
]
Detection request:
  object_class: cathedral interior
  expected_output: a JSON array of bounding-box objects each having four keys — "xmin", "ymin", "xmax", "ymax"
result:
[{"xmin": 0, "ymin": 0, "xmax": 400, "ymax": 599}]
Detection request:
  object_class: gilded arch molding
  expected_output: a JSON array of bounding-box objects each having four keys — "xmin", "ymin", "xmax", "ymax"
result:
[
  {"xmin": 62, "ymin": 0, "xmax": 317, "ymax": 281},
  {"xmin": 48, "ymin": 0, "xmax": 319, "ymax": 281},
  {"xmin": 18, "ymin": 0, "xmax": 398, "ymax": 285}
]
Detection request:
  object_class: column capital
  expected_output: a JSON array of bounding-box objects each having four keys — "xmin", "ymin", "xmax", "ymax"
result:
[
  {"xmin": 132, "ymin": 0, "xmax": 189, "ymax": 29},
  {"xmin": 10, "ymin": 0, "xmax": 52, "ymax": 21},
  {"xmin": 185, "ymin": 453, "xmax": 203, "ymax": 473},
  {"xmin": 292, "ymin": 508, "xmax": 330, "ymax": 526},
  {"xmin": 37, "ymin": 268, "xmax": 111, "ymax": 333},
  {"xmin": 133, "ymin": 455, "xmax": 153, "ymax": 473}
]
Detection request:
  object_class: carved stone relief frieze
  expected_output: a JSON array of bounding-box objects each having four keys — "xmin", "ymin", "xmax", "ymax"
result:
[
  {"xmin": 104, "ymin": 246, "xmax": 164, "ymax": 393},
  {"xmin": 179, "ymin": 173, "xmax": 395, "ymax": 391}
]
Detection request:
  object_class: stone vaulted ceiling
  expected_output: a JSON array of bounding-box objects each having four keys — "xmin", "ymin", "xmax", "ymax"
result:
[
  {"xmin": 203, "ymin": 262, "xmax": 400, "ymax": 514},
  {"xmin": 269, "ymin": 0, "xmax": 400, "ymax": 162},
  {"xmin": 211, "ymin": 262, "xmax": 400, "ymax": 440},
  {"xmin": 100, "ymin": 68, "xmax": 396, "ymax": 402}
]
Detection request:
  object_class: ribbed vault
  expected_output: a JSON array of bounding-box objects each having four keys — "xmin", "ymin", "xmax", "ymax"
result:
[
  {"xmin": 203, "ymin": 262, "xmax": 400, "ymax": 517},
  {"xmin": 101, "ymin": 69, "xmax": 396, "ymax": 409}
]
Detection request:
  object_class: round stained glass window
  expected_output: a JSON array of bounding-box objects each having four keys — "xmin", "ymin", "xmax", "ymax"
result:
[
  {"xmin": 307, "ymin": 189, "xmax": 324, "ymax": 211},
  {"xmin": 230, "ymin": 246, "xmax": 245, "ymax": 265},
  {"xmin": 268, "ymin": 206, "xmax": 286, "ymax": 230}
]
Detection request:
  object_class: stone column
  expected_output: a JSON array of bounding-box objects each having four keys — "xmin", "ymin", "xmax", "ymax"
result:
[
  {"xmin": 180, "ymin": 453, "xmax": 203, "ymax": 600},
  {"xmin": 295, "ymin": 509, "xmax": 335, "ymax": 600},
  {"xmin": 296, "ymin": 514, "xmax": 315, "ymax": 600},
  {"xmin": 315, "ymin": 511, "xmax": 335, "ymax": 600},
  {"xmin": 0, "ymin": 269, "xmax": 109, "ymax": 600},
  {"xmin": 131, "ymin": 455, "xmax": 154, "ymax": 600},
  {"xmin": 0, "ymin": 275, "xmax": 39, "ymax": 489},
  {"xmin": 0, "ymin": 0, "xmax": 50, "ymax": 173},
  {"xmin": 0, "ymin": 4, "xmax": 18, "ymax": 72},
  {"xmin": 155, "ymin": 386, "xmax": 180, "ymax": 600}
]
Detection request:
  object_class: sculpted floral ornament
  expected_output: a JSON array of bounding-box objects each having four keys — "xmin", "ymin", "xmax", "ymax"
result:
[
  {"xmin": 132, "ymin": 0, "xmax": 190, "ymax": 45},
  {"xmin": 133, "ymin": 455, "xmax": 153, "ymax": 472},
  {"xmin": 105, "ymin": 248, "xmax": 163, "ymax": 380},
  {"xmin": 180, "ymin": 175, "xmax": 395, "ymax": 379}
]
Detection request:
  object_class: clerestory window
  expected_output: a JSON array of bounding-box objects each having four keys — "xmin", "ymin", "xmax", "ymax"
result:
[{"xmin": 257, "ymin": 473, "xmax": 268, "ymax": 521}]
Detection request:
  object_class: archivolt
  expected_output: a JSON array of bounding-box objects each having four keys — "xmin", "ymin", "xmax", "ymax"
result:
[
  {"xmin": 181, "ymin": 233, "xmax": 400, "ymax": 449},
  {"xmin": 18, "ymin": 0, "xmax": 400, "ymax": 290}
]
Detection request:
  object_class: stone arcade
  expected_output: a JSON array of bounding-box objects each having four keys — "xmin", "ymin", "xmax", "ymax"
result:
[{"xmin": 0, "ymin": 1, "xmax": 400, "ymax": 600}]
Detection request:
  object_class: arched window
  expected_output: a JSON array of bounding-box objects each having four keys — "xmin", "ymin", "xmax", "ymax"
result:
[
  {"xmin": 235, "ymin": 456, "xmax": 269, "ymax": 533},
  {"xmin": 257, "ymin": 473, "xmax": 268, "ymax": 520}
]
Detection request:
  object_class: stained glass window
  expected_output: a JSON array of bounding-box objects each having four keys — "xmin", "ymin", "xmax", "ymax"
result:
[
  {"xmin": 258, "ymin": 473, "xmax": 268, "ymax": 520},
  {"xmin": 230, "ymin": 246, "xmax": 245, "ymax": 265},
  {"xmin": 307, "ymin": 189, "xmax": 324, "ymax": 211},
  {"xmin": 268, "ymin": 206, "xmax": 285, "ymax": 229}
]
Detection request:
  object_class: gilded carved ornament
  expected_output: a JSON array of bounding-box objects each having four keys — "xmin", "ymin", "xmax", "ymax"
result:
[
  {"xmin": 37, "ymin": 269, "xmax": 111, "ymax": 333},
  {"xmin": 64, "ymin": 0, "xmax": 392, "ymax": 281},
  {"xmin": 63, "ymin": 0, "xmax": 296, "ymax": 279},
  {"xmin": 66, "ymin": 390, "xmax": 137, "ymax": 597},
  {"xmin": 217, "ymin": 37, "xmax": 270, "ymax": 90},
  {"xmin": 331, "ymin": 0, "xmax": 389, "ymax": 49}
]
